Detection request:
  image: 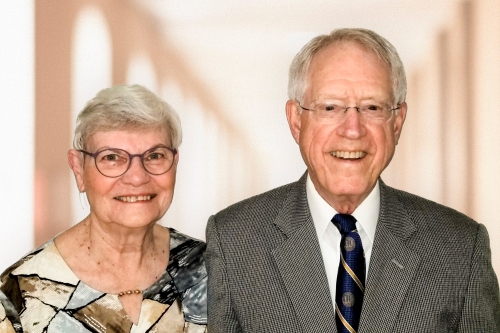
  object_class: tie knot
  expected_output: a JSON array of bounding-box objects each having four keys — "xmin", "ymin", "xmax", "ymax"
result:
[{"xmin": 332, "ymin": 214, "xmax": 357, "ymax": 235}]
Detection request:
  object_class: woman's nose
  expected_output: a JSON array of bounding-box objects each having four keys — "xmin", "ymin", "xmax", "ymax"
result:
[{"xmin": 121, "ymin": 156, "xmax": 150, "ymax": 184}]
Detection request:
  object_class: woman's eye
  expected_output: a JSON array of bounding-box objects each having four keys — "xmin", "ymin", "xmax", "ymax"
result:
[
  {"xmin": 98, "ymin": 152, "xmax": 127, "ymax": 163},
  {"xmin": 104, "ymin": 154, "xmax": 119, "ymax": 161},
  {"xmin": 147, "ymin": 152, "xmax": 165, "ymax": 160}
]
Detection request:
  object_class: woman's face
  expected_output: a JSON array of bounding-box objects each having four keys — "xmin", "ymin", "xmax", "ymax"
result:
[{"xmin": 70, "ymin": 128, "xmax": 178, "ymax": 230}]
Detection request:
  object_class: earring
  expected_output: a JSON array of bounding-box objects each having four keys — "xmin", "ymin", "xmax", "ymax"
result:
[{"xmin": 79, "ymin": 192, "xmax": 88, "ymax": 210}]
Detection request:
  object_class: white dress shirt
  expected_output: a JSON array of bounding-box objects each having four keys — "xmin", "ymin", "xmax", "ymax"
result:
[{"xmin": 306, "ymin": 174, "xmax": 379, "ymax": 303}]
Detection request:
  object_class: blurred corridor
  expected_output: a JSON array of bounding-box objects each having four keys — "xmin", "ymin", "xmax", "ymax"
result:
[{"xmin": 1, "ymin": 0, "xmax": 499, "ymax": 276}]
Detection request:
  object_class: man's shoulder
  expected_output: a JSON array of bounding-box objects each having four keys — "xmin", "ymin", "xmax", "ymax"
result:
[
  {"xmin": 218, "ymin": 180, "xmax": 298, "ymax": 215},
  {"xmin": 380, "ymin": 183, "xmax": 486, "ymax": 265},
  {"xmin": 383, "ymin": 182, "xmax": 478, "ymax": 230},
  {"xmin": 212, "ymin": 179, "xmax": 301, "ymax": 228}
]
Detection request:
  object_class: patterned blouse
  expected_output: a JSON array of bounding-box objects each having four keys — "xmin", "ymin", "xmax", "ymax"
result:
[{"xmin": 0, "ymin": 228, "xmax": 207, "ymax": 333}]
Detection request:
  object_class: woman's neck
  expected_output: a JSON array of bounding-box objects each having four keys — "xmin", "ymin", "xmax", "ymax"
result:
[
  {"xmin": 54, "ymin": 216, "xmax": 170, "ymax": 294},
  {"xmin": 83, "ymin": 216, "xmax": 158, "ymax": 265}
]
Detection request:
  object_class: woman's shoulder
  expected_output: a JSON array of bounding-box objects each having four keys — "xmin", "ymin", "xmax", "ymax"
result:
[
  {"xmin": 168, "ymin": 228, "xmax": 206, "ymax": 262},
  {"xmin": 167, "ymin": 227, "xmax": 206, "ymax": 286},
  {"xmin": 1, "ymin": 240, "xmax": 76, "ymax": 286},
  {"xmin": 166, "ymin": 227, "xmax": 207, "ymax": 327},
  {"xmin": 0, "ymin": 291, "xmax": 21, "ymax": 332},
  {"xmin": 1, "ymin": 240, "xmax": 54, "ymax": 281},
  {"xmin": 0, "ymin": 239, "xmax": 61, "ymax": 333}
]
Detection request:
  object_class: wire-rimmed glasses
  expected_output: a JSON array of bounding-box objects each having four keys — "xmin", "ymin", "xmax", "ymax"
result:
[
  {"xmin": 297, "ymin": 100, "xmax": 400, "ymax": 123},
  {"xmin": 79, "ymin": 145, "xmax": 177, "ymax": 178}
]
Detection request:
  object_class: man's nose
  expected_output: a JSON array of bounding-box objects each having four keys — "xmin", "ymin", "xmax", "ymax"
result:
[{"xmin": 337, "ymin": 108, "xmax": 366, "ymax": 139}]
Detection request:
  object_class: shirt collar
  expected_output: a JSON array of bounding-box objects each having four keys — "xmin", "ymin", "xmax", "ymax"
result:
[{"xmin": 306, "ymin": 174, "xmax": 379, "ymax": 243}]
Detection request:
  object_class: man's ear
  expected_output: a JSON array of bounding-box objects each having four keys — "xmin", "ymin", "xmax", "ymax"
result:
[
  {"xmin": 393, "ymin": 101, "xmax": 407, "ymax": 145},
  {"xmin": 286, "ymin": 100, "xmax": 302, "ymax": 144},
  {"xmin": 68, "ymin": 149, "xmax": 86, "ymax": 192}
]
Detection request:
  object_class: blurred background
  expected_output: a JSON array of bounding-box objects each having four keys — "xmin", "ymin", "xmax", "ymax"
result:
[{"xmin": 1, "ymin": 0, "xmax": 499, "ymax": 276}]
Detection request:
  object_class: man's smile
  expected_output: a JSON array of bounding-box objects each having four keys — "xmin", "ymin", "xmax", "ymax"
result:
[{"xmin": 329, "ymin": 151, "xmax": 367, "ymax": 159}]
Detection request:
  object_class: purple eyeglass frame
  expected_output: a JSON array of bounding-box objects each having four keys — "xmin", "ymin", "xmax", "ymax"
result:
[{"xmin": 78, "ymin": 144, "xmax": 177, "ymax": 178}]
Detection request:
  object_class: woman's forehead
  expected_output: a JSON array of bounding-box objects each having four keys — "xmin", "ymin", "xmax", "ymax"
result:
[{"xmin": 86, "ymin": 128, "xmax": 171, "ymax": 151}]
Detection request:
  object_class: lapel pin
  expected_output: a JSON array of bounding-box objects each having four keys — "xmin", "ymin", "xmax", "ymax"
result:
[{"xmin": 391, "ymin": 258, "xmax": 404, "ymax": 269}]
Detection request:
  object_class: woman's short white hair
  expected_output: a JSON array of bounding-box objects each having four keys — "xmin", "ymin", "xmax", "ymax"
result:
[
  {"xmin": 288, "ymin": 28, "xmax": 407, "ymax": 105},
  {"xmin": 73, "ymin": 84, "xmax": 182, "ymax": 150}
]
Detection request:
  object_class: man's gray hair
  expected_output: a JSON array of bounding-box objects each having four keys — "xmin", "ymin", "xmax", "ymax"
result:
[
  {"xmin": 73, "ymin": 84, "xmax": 182, "ymax": 150},
  {"xmin": 288, "ymin": 28, "xmax": 407, "ymax": 105}
]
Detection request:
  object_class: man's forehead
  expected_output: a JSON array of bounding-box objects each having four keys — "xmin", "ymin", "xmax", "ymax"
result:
[
  {"xmin": 310, "ymin": 86, "xmax": 390, "ymax": 100},
  {"xmin": 308, "ymin": 44, "xmax": 389, "ymax": 79},
  {"xmin": 310, "ymin": 40, "xmax": 386, "ymax": 69},
  {"xmin": 303, "ymin": 41, "xmax": 393, "ymax": 101}
]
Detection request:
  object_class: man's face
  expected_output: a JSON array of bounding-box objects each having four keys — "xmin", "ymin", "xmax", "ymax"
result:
[{"xmin": 286, "ymin": 41, "xmax": 406, "ymax": 213}]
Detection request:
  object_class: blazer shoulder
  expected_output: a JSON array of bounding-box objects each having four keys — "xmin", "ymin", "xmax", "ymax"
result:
[
  {"xmin": 212, "ymin": 180, "xmax": 299, "ymax": 229},
  {"xmin": 384, "ymin": 183, "xmax": 479, "ymax": 232}
]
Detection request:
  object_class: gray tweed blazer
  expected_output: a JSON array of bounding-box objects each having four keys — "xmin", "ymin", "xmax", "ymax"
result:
[{"xmin": 205, "ymin": 173, "xmax": 500, "ymax": 332}]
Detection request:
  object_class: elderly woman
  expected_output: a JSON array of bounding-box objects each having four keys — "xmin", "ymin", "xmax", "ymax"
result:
[{"xmin": 0, "ymin": 84, "xmax": 207, "ymax": 332}]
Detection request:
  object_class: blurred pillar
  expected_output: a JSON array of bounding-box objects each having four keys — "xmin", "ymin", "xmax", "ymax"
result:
[
  {"xmin": 0, "ymin": 1, "xmax": 35, "ymax": 268},
  {"xmin": 471, "ymin": 0, "xmax": 500, "ymax": 273},
  {"xmin": 439, "ymin": 2, "xmax": 473, "ymax": 215},
  {"xmin": 35, "ymin": 1, "xmax": 76, "ymax": 246},
  {"xmin": 399, "ymin": 40, "xmax": 444, "ymax": 204}
]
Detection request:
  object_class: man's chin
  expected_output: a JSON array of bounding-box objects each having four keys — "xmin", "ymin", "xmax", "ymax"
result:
[{"xmin": 321, "ymin": 178, "xmax": 375, "ymax": 202}]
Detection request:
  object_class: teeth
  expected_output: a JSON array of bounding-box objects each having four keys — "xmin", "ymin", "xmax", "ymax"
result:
[
  {"xmin": 115, "ymin": 195, "xmax": 152, "ymax": 202},
  {"xmin": 330, "ymin": 151, "xmax": 366, "ymax": 159}
]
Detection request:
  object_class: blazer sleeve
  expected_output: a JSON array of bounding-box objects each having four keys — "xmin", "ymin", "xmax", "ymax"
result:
[
  {"xmin": 205, "ymin": 215, "xmax": 243, "ymax": 333},
  {"xmin": 457, "ymin": 224, "xmax": 500, "ymax": 332}
]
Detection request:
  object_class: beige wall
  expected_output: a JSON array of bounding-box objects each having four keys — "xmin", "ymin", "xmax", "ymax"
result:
[{"xmin": 471, "ymin": 0, "xmax": 500, "ymax": 272}]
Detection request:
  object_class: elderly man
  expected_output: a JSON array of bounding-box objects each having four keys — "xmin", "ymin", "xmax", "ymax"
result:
[{"xmin": 205, "ymin": 28, "xmax": 500, "ymax": 332}]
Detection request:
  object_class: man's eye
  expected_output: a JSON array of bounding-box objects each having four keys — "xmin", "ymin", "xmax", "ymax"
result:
[
  {"xmin": 365, "ymin": 105, "xmax": 383, "ymax": 112},
  {"xmin": 320, "ymin": 104, "xmax": 339, "ymax": 112}
]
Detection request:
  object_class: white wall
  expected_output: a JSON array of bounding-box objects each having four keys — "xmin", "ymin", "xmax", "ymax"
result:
[
  {"xmin": 0, "ymin": 1, "xmax": 35, "ymax": 268},
  {"xmin": 71, "ymin": 5, "xmax": 113, "ymax": 225}
]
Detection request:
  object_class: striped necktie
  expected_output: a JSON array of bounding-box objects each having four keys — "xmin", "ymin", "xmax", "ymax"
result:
[{"xmin": 332, "ymin": 214, "xmax": 365, "ymax": 333}]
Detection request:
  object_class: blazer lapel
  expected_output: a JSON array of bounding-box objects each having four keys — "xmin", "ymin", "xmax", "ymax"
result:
[
  {"xmin": 358, "ymin": 180, "xmax": 420, "ymax": 333},
  {"xmin": 271, "ymin": 173, "xmax": 338, "ymax": 333}
]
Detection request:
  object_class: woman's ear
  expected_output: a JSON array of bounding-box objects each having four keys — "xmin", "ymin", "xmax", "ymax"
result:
[
  {"xmin": 174, "ymin": 149, "xmax": 179, "ymax": 164},
  {"xmin": 68, "ymin": 149, "xmax": 86, "ymax": 192}
]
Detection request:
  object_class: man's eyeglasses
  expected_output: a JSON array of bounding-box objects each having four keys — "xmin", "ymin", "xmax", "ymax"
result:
[
  {"xmin": 297, "ymin": 100, "xmax": 400, "ymax": 123},
  {"xmin": 79, "ymin": 145, "xmax": 177, "ymax": 178}
]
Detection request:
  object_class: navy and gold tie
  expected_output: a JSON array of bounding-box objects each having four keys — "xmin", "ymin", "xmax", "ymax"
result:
[{"xmin": 332, "ymin": 214, "xmax": 365, "ymax": 333}]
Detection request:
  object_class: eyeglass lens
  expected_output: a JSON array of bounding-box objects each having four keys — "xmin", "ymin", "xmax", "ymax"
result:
[
  {"xmin": 301, "ymin": 100, "xmax": 397, "ymax": 123},
  {"xmin": 94, "ymin": 147, "xmax": 175, "ymax": 177}
]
